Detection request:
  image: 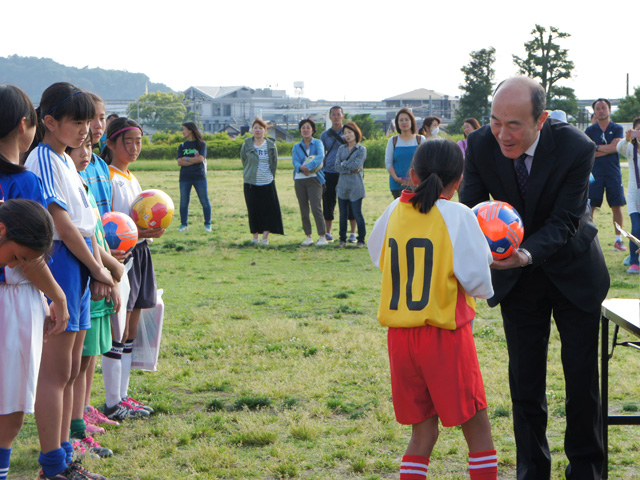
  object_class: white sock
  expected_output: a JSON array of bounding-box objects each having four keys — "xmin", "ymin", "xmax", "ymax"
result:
[
  {"xmin": 120, "ymin": 339, "xmax": 134, "ymax": 400},
  {"xmin": 102, "ymin": 342, "xmax": 123, "ymax": 408}
]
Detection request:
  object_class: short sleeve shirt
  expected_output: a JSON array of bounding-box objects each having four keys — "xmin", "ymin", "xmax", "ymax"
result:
[
  {"xmin": 584, "ymin": 122, "xmax": 624, "ymax": 177},
  {"xmin": 25, "ymin": 143, "xmax": 97, "ymax": 240}
]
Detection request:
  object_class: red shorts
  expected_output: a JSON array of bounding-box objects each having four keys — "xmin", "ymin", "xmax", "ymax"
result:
[{"xmin": 387, "ymin": 323, "xmax": 487, "ymax": 427}]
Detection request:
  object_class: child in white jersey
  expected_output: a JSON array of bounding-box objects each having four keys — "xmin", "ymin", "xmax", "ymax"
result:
[
  {"xmin": 368, "ymin": 138, "xmax": 497, "ymax": 480},
  {"xmin": 25, "ymin": 82, "xmax": 114, "ymax": 480},
  {"xmin": 101, "ymin": 117, "xmax": 161, "ymax": 421}
]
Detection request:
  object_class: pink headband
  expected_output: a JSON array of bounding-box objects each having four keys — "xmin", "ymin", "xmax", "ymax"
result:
[{"xmin": 109, "ymin": 126, "xmax": 142, "ymax": 139}]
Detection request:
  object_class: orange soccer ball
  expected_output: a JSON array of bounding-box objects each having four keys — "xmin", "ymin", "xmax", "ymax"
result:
[{"xmin": 472, "ymin": 201, "xmax": 524, "ymax": 260}]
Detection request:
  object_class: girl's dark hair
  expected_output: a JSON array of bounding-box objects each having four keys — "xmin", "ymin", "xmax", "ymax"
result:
[
  {"xmin": 0, "ymin": 199, "xmax": 54, "ymax": 253},
  {"xmin": 395, "ymin": 108, "xmax": 416, "ymax": 134},
  {"xmin": 298, "ymin": 118, "xmax": 316, "ymax": 134},
  {"xmin": 0, "ymin": 85, "xmax": 36, "ymax": 174},
  {"xmin": 343, "ymin": 121, "xmax": 362, "ymax": 143},
  {"xmin": 27, "ymin": 82, "xmax": 95, "ymax": 157},
  {"xmin": 410, "ymin": 138, "xmax": 464, "ymax": 214},
  {"xmin": 182, "ymin": 122, "xmax": 204, "ymax": 150},
  {"xmin": 101, "ymin": 117, "xmax": 143, "ymax": 164}
]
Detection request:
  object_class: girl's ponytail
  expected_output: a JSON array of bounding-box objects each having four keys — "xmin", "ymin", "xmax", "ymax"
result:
[{"xmin": 409, "ymin": 138, "xmax": 464, "ymax": 214}]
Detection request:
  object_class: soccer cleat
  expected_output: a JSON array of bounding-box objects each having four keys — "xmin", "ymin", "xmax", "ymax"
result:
[
  {"xmin": 348, "ymin": 233, "xmax": 357, "ymax": 244},
  {"xmin": 85, "ymin": 423, "xmax": 105, "ymax": 435},
  {"xmin": 204, "ymin": 225, "xmax": 212, "ymax": 233},
  {"xmin": 301, "ymin": 237, "xmax": 314, "ymax": 246},
  {"xmin": 325, "ymin": 233, "xmax": 334, "ymax": 242},
  {"xmin": 72, "ymin": 436, "xmax": 113, "ymax": 458},
  {"xmin": 102, "ymin": 402, "xmax": 131, "ymax": 422},
  {"xmin": 37, "ymin": 466, "xmax": 89, "ymax": 479},
  {"xmin": 316, "ymin": 237, "xmax": 328, "ymax": 246},
  {"xmin": 337, "ymin": 241, "xmax": 346, "ymax": 248},
  {"xmin": 119, "ymin": 399, "xmax": 150, "ymax": 418},
  {"xmin": 67, "ymin": 461, "xmax": 108, "ymax": 480},
  {"xmin": 178, "ymin": 225, "xmax": 188, "ymax": 232},
  {"xmin": 628, "ymin": 264, "xmax": 639, "ymax": 274},
  {"xmin": 122, "ymin": 397, "xmax": 154, "ymax": 414},
  {"xmin": 84, "ymin": 405, "xmax": 119, "ymax": 426},
  {"xmin": 356, "ymin": 242, "xmax": 366, "ymax": 248},
  {"xmin": 614, "ymin": 240, "xmax": 628, "ymax": 251}
]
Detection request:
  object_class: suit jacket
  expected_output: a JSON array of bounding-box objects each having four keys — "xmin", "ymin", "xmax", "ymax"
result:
[{"xmin": 459, "ymin": 119, "xmax": 610, "ymax": 310}]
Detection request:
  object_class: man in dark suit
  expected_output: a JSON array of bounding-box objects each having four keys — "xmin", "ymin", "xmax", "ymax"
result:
[{"xmin": 459, "ymin": 77, "xmax": 610, "ymax": 480}]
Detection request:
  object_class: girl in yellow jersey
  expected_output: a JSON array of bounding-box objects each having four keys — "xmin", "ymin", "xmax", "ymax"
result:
[{"xmin": 368, "ymin": 138, "xmax": 497, "ymax": 480}]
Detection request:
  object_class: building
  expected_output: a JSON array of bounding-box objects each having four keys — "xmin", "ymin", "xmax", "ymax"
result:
[
  {"xmin": 382, "ymin": 88, "xmax": 459, "ymax": 124},
  {"xmin": 180, "ymin": 85, "xmax": 461, "ymax": 135}
]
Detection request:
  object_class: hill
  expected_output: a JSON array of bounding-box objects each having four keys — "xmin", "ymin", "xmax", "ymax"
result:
[{"xmin": 0, "ymin": 55, "xmax": 174, "ymax": 102}]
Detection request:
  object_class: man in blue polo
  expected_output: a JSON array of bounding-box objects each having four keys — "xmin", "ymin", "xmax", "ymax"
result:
[
  {"xmin": 585, "ymin": 98, "xmax": 625, "ymax": 250},
  {"xmin": 321, "ymin": 105, "xmax": 356, "ymax": 243}
]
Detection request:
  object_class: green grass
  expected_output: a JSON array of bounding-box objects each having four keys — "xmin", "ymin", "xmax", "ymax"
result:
[{"xmin": 9, "ymin": 163, "xmax": 640, "ymax": 479}]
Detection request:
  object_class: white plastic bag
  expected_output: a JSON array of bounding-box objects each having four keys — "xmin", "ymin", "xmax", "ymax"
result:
[{"xmin": 132, "ymin": 289, "xmax": 164, "ymax": 371}]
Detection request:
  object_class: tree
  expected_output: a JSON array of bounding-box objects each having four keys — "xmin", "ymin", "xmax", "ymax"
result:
[
  {"xmin": 350, "ymin": 114, "xmax": 383, "ymax": 140},
  {"xmin": 612, "ymin": 86, "xmax": 640, "ymax": 123},
  {"xmin": 127, "ymin": 91, "xmax": 187, "ymax": 130},
  {"xmin": 548, "ymin": 85, "xmax": 579, "ymax": 119},
  {"xmin": 513, "ymin": 25, "xmax": 575, "ymax": 107},
  {"xmin": 450, "ymin": 47, "xmax": 496, "ymax": 133}
]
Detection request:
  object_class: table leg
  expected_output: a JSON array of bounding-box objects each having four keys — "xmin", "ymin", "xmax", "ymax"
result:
[{"xmin": 601, "ymin": 313, "xmax": 609, "ymax": 479}]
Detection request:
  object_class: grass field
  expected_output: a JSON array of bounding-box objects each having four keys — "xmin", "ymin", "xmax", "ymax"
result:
[{"xmin": 9, "ymin": 161, "xmax": 640, "ymax": 479}]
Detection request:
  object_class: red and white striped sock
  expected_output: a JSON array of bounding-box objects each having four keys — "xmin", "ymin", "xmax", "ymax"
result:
[
  {"xmin": 400, "ymin": 455, "xmax": 429, "ymax": 479},
  {"xmin": 469, "ymin": 449, "xmax": 497, "ymax": 480}
]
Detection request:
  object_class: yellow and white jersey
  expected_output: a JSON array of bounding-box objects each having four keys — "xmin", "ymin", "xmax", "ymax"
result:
[{"xmin": 368, "ymin": 191, "xmax": 493, "ymax": 330}]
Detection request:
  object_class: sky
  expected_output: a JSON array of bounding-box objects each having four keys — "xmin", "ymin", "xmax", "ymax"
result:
[{"xmin": 2, "ymin": 0, "xmax": 639, "ymax": 103}]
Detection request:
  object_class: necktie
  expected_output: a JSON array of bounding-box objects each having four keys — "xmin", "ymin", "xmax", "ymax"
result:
[{"xmin": 515, "ymin": 153, "xmax": 529, "ymax": 199}]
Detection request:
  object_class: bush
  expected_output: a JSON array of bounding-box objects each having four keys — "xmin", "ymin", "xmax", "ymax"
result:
[{"xmin": 362, "ymin": 137, "xmax": 387, "ymax": 169}]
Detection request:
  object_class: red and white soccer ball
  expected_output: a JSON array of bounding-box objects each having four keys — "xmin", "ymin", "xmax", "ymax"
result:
[
  {"xmin": 472, "ymin": 201, "xmax": 524, "ymax": 260},
  {"xmin": 131, "ymin": 189, "xmax": 175, "ymax": 229}
]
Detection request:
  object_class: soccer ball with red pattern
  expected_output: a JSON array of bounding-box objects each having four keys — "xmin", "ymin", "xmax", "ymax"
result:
[
  {"xmin": 102, "ymin": 212, "xmax": 138, "ymax": 252},
  {"xmin": 472, "ymin": 201, "xmax": 524, "ymax": 260},
  {"xmin": 131, "ymin": 189, "xmax": 174, "ymax": 229}
]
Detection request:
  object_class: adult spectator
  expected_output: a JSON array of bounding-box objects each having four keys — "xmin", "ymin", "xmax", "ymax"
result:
[
  {"xmin": 240, "ymin": 118, "xmax": 284, "ymax": 245},
  {"xmin": 292, "ymin": 118, "xmax": 327, "ymax": 246},
  {"xmin": 616, "ymin": 117, "xmax": 640, "ymax": 272},
  {"xmin": 177, "ymin": 122, "xmax": 212, "ymax": 232},
  {"xmin": 460, "ymin": 76, "xmax": 609, "ymax": 480},
  {"xmin": 320, "ymin": 106, "xmax": 357, "ymax": 243},
  {"xmin": 335, "ymin": 122, "xmax": 367, "ymax": 247},
  {"xmin": 418, "ymin": 116, "xmax": 441, "ymax": 138},
  {"xmin": 585, "ymin": 98, "xmax": 625, "ymax": 250},
  {"xmin": 457, "ymin": 117, "xmax": 481, "ymax": 157},
  {"xmin": 385, "ymin": 108, "xmax": 426, "ymax": 198}
]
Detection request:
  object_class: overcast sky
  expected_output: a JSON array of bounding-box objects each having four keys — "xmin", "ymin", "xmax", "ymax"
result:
[{"xmin": 2, "ymin": 0, "xmax": 637, "ymax": 102}]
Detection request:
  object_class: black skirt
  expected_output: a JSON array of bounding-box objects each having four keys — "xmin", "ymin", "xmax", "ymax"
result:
[{"xmin": 243, "ymin": 181, "xmax": 284, "ymax": 235}]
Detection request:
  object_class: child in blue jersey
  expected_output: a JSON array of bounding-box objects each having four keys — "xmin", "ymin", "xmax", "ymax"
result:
[
  {"xmin": 25, "ymin": 82, "xmax": 114, "ymax": 480},
  {"xmin": 368, "ymin": 138, "xmax": 497, "ymax": 480},
  {"xmin": 0, "ymin": 85, "xmax": 68, "ymax": 480},
  {"xmin": 77, "ymin": 94, "xmax": 125, "ymax": 434}
]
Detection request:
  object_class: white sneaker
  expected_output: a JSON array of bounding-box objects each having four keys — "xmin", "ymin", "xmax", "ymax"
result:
[
  {"xmin": 348, "ymin": 233, "xmax": 357, "ymax": 243},
  {"xmin": 204, "ymin": 225, "xmax": 212, "ymax": 233},
  {"xmin": 178, "ymin": 225, "xmax": 188, "ymax": 232},
  {"xmin": 260, "ymin": 238, "xmax": 269, "ymax": 245},
  {"xmin": 301, "ymin": 237, "xmax": 314, "ymax": 246},
  {"xmin": 251, "ymin": 238, "xmax": 259, "ymax": 244},
  {"xmin": 316, "ymin": 237, "xmax": 328, "ymax": 246}
]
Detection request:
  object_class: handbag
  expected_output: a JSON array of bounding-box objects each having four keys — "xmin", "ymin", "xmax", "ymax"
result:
[{"xmin": 132, "ymin": 289, "xmax": 164, "ymax": 372}]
